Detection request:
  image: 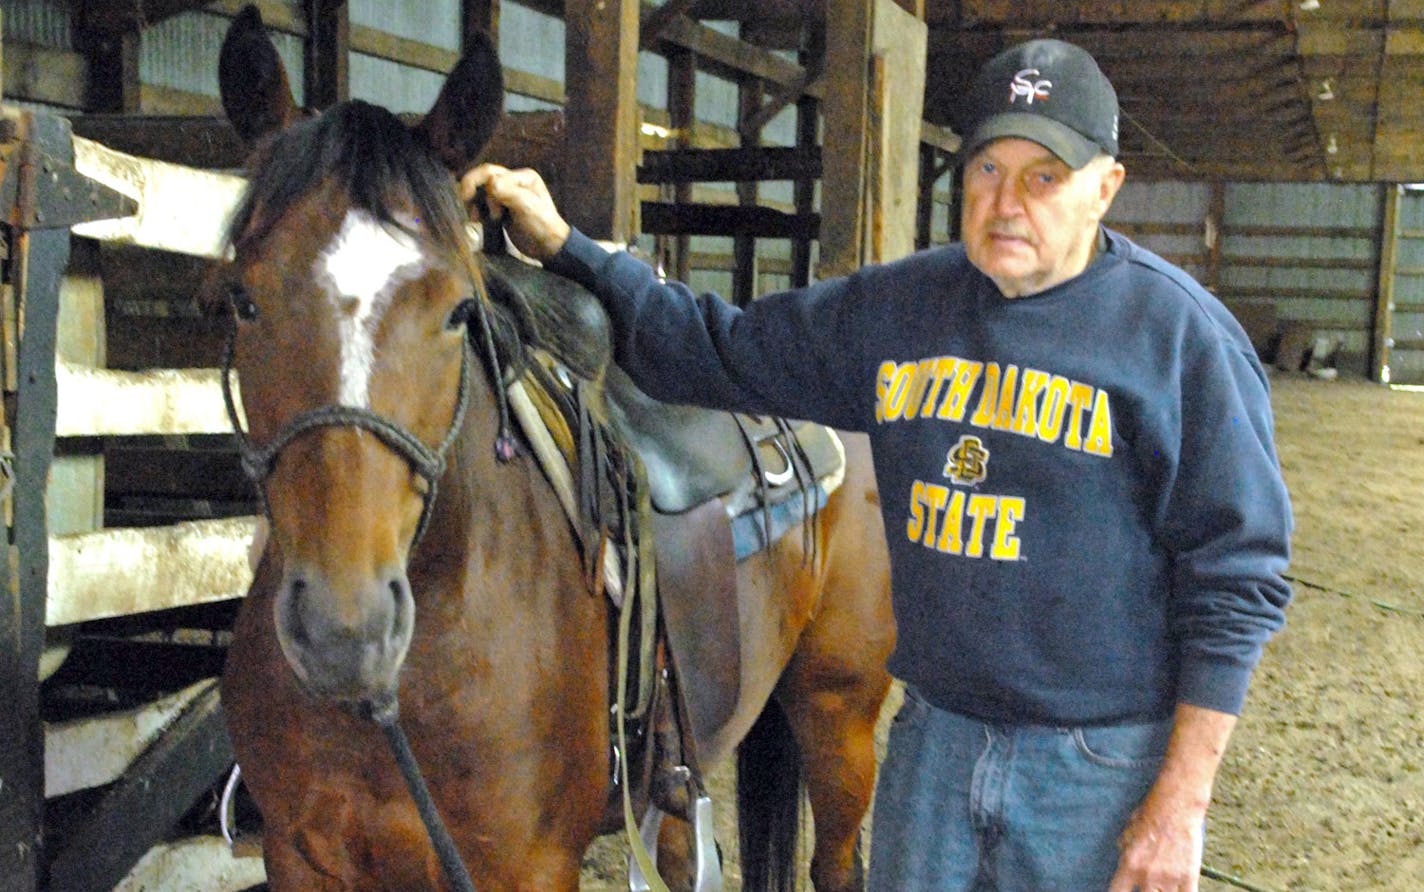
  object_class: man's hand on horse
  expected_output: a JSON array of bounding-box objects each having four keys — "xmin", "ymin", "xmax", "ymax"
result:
[{"xmin": 462, "ymin": 163, "xmax": 571, "ymax": 262}]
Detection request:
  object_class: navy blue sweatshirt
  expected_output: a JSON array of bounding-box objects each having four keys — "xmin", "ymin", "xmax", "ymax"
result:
[{"xmin": 548, "ymin": 227, "xmax": 1292, "ymax": 725}]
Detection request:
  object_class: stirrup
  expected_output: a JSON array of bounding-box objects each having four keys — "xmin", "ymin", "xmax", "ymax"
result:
[
  {"xmin": 627, "ymin": 797, "xmax": 722, "ymax": 892},
  {"xmin": 220, "ymin": 763, "xmax": 243, "ymax": 848},
  {"xmin": 690, "ymin": 794, "xmax": 723, "ymax": 892}
]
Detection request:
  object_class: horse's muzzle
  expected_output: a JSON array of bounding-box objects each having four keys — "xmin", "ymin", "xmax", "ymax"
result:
[{"xmin": 273, "ymin": 561, "xmax": 416, "ymax": 702}]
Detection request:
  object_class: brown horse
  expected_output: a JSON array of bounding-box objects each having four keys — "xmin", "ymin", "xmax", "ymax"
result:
[{"xmin": 214, "ymin": 7, "xmax": 893, "ymax": 891}]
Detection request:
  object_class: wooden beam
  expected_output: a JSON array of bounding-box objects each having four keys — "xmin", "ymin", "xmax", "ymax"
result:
[
  {"xmin": 916, "ymin": 142, "xmax": 937, "ymax": 251},
  {"xmin": 1206, "ymin": 181, "xmax": 1224, "ymax": 294},
  {"xmin": 1217, "ymin": 285, "xmax": 1375, "ymax": 302},
  {"xmin": 1, "ymin": 113, "xmax": 74, "ymax": 889},
  {"xmin": 1374, "ymin": 184, "xmax": 1400, "ymax": 383},
  {"xmin": 463, "ymin": 0, "xmax": 500, "ymax": 48},
  {"xmin": 688, "ymin": 251, "xmax": 794, "ymax": 275},
  {"xmin": 304, "ymin": 0, "xmax": 350, "ymax": 109},
  {"xmin": 819, "ymin": 0, "xmax": 873, "ymax": 275},
  {"xmin": 640, "ymin": 0, "xmax": 701, "ymax": 49},
  {"xmin": 46, "ymin": 679, "xmax": 216, "ymax": 798},
  {"xmin": 640, "ymin": 201, "xmax": 819, "ymax": 239},
  {"xmin": 790, "ymin": 19, "xmax": 824, "ymax": 287},
  {"xmin": 819, "ymin": 0, "xmax": 926, "ymax": 274},
  {"xmin": 920, "ymin": 120, "xmax": 960, "ymax": 154},
  {"xmin": 638, "ymin": 146, "xmax": 821, "ymax": 183},
  {"xmin": 733, "ymin": 74, "xmax": 764, "ymax": 306},
  {"xmin": 666, "ymin": 45, "xmax": 696, "ymax": 281},
  {"xmin": 55, "ymin": 361, "xmax": 236, "ymax": 438},
  {"xmin": 73, "ymin": 0, "xmax": 214, "ymax": 32},
  {"xmin": 1222, "ymin": 224, "xmax": 1378, "ymax": 239},
  {"xmin": 744, "ymin": 62, "xmax": 824, "ymax": 136},
  {"xmin": 791, "ymin": 91, "xmax": 819, "ymax": 288},
  {"xmin": 77, "ymin": 29, "xmax": 140, "ymax": 114},
  {"xmin": 68, "ymin": 116, "xmax": 246, "ymax": 169},
  {"xmin": 1, "ymin": 42, "xmax": 88, "ymax": 109},
  {"xmin": 350, "ymin": 24, "xmax": 458, "ymax": 73},
  {"xmin": 47, "ymin": 518, "xmax": 256, "ymax": 626},
  {"xmin": 70, "ymin": 135, "xmax": 246, "ymax": 259},
  {"xmin": 646, "ymin": 9, "xmax": 815, "ymax": 94},
  {"xmin": 43, "ymin": 682, "xmax": 235, "ymax": 892},
  {"xmin": 1221, "ymin": 254, "xmax": 1376, "ymax": 271},
  {"xmin": 564, "ymin": 0, "xmax": 641, "ymax": 242}
]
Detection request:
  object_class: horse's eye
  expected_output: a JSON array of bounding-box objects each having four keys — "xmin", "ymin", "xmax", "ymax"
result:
[
  {"xmin": 229, "ymin": 283, "xmax": 259, "ymax": 321},
  {"xmin": 446, "ymin": 298, "xmax": 478, "ymax": 331}
]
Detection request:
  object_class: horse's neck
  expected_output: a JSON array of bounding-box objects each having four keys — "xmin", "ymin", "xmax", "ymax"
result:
[
  {"xmin": 406, "ymin": 378, "xmax": 604, "ymax": 663},
  {"xmin": 409, "ymin": 379, "xmax": 554, "ymax": 601}
]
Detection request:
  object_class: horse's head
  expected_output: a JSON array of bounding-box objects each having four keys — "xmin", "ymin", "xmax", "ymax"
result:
[{"xmin": 215, "ymin": 5, "xmax": 503, "ymax": 705}]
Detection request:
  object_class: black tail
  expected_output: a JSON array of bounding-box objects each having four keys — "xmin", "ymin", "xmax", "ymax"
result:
[{"xmin": 736, "ymin": 697, "xmax": 802, "ymax": 892}]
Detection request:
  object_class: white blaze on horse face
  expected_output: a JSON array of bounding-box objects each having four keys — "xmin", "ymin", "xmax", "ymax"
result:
[{"xmin": 316, "ymin": 209, "xmax": 428, "ymax": 407}]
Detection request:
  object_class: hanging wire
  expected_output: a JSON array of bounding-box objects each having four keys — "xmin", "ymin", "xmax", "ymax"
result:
[{"xmin": 1120, "ymin": 107, "xmax": 1196, "ymax": 174}]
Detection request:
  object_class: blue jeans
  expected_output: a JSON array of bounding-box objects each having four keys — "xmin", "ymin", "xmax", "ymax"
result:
[{"xmin": 866, "ymin": 686, "xmax": 1173, "ymax": 891}]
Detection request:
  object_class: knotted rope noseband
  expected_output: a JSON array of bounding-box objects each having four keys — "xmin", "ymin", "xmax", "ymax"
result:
[{"xmin": 216, "ymin": 283, "xmax": 512, "ymax": 550}]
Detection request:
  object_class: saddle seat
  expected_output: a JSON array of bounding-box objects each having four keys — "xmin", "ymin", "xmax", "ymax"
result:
[{"xmin": 486, "ymin": 253, "xmax": 844, "ymax": 528}]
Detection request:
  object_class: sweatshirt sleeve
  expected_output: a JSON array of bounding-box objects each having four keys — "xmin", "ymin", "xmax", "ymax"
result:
[
  {"xmin": 546, "ymin": 228, "xmax": 874, "ymax": 430},
  {"xmin": 1162, "ymin": 325, "xmax": 1294, "ymax": 716}
]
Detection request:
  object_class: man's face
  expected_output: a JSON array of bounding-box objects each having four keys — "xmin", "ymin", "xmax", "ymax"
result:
[{"xmin": 961, "ymin": 137, "xmax": 1125, "ymax": 298}]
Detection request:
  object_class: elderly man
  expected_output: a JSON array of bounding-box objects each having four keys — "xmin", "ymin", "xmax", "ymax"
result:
[{"xmin": 465, "ymin": 37, "xmax": 1291, "ymax": 892}]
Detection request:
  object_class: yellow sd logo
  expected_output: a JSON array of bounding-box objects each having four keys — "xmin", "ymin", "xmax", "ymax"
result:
[{"xmin": 943, "ymin": 435, "xmax": 990, "ymax": 486}]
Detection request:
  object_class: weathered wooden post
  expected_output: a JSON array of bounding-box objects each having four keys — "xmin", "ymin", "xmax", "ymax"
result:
[
  {"xmin": 818, "ymin": 0, "xmax": 926, "ymax": 276},
  {"xmin": 564, "ymin": 0, "xmax": 641, "ymax": 244}
]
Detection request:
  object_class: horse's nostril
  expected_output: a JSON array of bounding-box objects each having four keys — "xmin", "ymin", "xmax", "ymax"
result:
[
  {"xmin": 387, "ymin": 574, "xmax": 414, "ymax": 644},
  {"xmin": 282, "ymin": 576, "xmax": 314, "ymax": 648}
]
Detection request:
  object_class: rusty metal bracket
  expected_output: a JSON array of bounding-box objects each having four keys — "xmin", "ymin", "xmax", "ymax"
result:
[{"xmin": 0, "ymin": 111, "xmax": 137, "ymax": 231}]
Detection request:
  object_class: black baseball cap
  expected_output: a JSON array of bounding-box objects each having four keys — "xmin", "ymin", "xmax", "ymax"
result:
[{"xmin": 958, "ymin": 39, "xmax": 1119, "ymax": 169}]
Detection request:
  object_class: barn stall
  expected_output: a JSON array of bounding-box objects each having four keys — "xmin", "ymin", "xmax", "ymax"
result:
[{"xmin": 0, "ymin": 1, "xmax": 1422, "ymax": 891}]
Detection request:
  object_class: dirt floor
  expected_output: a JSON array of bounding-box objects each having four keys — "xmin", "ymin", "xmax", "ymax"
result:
[{"xmin": 581, "ymin": 373, "xmax": 1424, "ymax": 891}]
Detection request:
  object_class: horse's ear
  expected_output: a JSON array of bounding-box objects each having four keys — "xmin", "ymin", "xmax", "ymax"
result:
[
  {"xmin": 413, "ymin": 29, "xmax": 504, "ymax": 177},
  {"xmin": 219, "ymin": 4, "xmax": 300, "ymax": 145}
]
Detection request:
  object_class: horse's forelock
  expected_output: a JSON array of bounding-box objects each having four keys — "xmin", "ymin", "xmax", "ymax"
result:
[{"xmin": 227, "ymin": 100, "xmax": 473, "ymax": 271}]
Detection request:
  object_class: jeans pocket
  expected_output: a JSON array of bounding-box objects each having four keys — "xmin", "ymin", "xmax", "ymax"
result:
[
  {"xmin": 892, "ymin": 684, "xmax": 932, "ymax": 730},
  {"xmin": 1071, "ymin": 718, "xmax": 1173, "ymax": 770}
]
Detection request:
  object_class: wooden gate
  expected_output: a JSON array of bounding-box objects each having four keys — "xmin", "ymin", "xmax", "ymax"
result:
[{"xmin": 0, "ymin": 103, "xmax": 262, "ymax": 892}]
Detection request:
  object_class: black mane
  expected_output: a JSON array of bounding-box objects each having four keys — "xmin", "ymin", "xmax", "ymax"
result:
[{"xmin": 226, "ymin": 100, "xmax": 469, "ymax": 261}]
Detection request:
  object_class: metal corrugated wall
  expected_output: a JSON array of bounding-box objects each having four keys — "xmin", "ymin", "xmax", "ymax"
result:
[
  {"xmin": 1221, "ymin": 182, "xmax": 1380, "ymax": 374},
  {"xmin": 1107, "ymin": 180, "xmax": 1211, "ymax": 281},
  {"xmin": 1105, "ymin": 179, "xmax": 1387, "ymax": 378},
  {"xmin": 1, "ymin": 0, "xmax": 70, "ymax": 49},
  {"xmin": 1387, "ymin": 188, "xmax": 1424, "ymax": 384},
  {"xmin": 139, "ymin": 7, "xmax": 306, "ymax": 106}
]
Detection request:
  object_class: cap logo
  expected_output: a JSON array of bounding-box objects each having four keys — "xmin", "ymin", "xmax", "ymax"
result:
[{"xmin": 1009, "ymin": 68, "xmax": 1052, "ymax": 104}]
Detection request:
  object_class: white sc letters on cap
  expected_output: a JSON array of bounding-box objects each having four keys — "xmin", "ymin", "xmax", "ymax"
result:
[{"xmin": 1010, "ymin": 68, "xmax": 1052, "ymax": 104}]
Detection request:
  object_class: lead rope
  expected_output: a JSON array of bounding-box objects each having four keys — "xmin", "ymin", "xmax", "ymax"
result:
[{"xmin": 363, "ymin": 697, "xmax": 479, "ymax": 892}]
